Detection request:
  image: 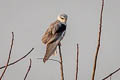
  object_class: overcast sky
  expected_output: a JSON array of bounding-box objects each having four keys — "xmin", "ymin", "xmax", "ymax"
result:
[{"xmin": 0, "ymin": 0, "xmax": 120, "ymax": 80}]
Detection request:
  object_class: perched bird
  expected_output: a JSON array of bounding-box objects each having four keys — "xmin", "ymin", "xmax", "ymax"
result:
[{"xmin": 42, "ymin": 13, "xmax": 68, "ymax": 63}]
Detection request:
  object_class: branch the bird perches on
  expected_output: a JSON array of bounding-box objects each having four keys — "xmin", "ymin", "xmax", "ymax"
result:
[{"xmin": 58, "ymin": 44, "xmax": 64, "ymax": 80}]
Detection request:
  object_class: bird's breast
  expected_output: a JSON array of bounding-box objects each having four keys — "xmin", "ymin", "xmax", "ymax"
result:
[{"xmin": 56, "ymin": 24, "xmax": 66, "ymax": 33}]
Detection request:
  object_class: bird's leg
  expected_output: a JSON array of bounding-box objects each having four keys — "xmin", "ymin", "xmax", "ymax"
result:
[
  {"xmin": 53, "ymin": 46, "xmax": 58, "ymax": 56},
  {"xmin": 53, "ymin": 50, "xmax": 57, "ymax": 56},
  {"xmin": 53, "ymin": 42, "xmax": 61, "ymax": 56}
]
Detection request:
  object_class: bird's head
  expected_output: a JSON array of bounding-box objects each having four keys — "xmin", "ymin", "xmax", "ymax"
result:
[{"xmin": 57, "ymin": 13, "xmax": 68, "ymax": 23}]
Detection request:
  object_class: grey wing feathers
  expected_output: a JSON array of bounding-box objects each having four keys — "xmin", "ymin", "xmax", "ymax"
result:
[
  {"xmin": 41, "ymin": 20, "xmax": 60, "ymax": 44},
  {"xmin": 41, "ymin": 28, "xmax": 53, "ymax": 44}
]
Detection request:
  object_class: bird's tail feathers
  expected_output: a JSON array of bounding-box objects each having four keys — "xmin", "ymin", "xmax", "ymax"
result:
[{"xmin": 43, "ymin": 41, "xmax": 60, "ymax": 63}]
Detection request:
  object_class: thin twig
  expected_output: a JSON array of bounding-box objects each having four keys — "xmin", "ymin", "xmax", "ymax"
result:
[
  {"xmin": 0, "ymin": 32, "xmax": 14, "ymax": 80},
  {"xmin": 58, "ymin": 44, "xmax": 64, "ymax": 80},
  {"xmin": 24, "ymin": 59, "xmax": 32, "ymax": 80},
  {"xmin": 91, "ymin": 0, "xmax": 104, "ymax": 80},
  {"xmin": 37, "ymin": 58, "xmax": 61, "ymax": 63},
  {"xmin": 0, "ymin": 48, "xmax": 34, "ymax": 69},
  {"xmin": 102, "ymin": 67, "xmax": 120, "ymax": 80},
  {"xmin": 75, "ymin": 44, "xmax": 79, "ymax": 80}
]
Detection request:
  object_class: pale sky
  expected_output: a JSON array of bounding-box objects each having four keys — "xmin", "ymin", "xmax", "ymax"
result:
[{"xmin": 0, "ymin": 0, "xmax": 120, "ymax": 80}]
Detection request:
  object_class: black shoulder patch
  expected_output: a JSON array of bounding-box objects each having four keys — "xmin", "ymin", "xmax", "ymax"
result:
[{"xmin": 56, "ymin": 24, "xmax": 66, "ymax": 33}]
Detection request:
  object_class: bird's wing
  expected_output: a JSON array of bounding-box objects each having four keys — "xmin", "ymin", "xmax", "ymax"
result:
[
  {"xmin": 43, "ymin": 40, "xmax": 60, "ymax": 63},
  {"xmin": 41, "ymin": 20, "xmax": 60, "ymax": 44},
  {"xmin": 43, "ymin": 32, "xmax": 64, "ymax": 63}
]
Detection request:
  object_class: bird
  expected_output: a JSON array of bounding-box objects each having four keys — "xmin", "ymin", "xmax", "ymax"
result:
[{"xmin": 41, "ymin": 13, "xmax": 68, "ymax": 63}]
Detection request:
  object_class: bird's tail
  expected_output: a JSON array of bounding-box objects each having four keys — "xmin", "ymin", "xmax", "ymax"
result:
[{"xmin": 43, "ymin": 41, "xmax": 59, "ymax": 63}]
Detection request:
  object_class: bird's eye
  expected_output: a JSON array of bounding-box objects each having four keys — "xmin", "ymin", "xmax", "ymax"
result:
[
  {"xmin": 60, "ymin": 16, "xmax": 64, "ymax": 19},
  {"xmin": 61, "ymin": 17, "xmax": 64, "ymax": 19}
]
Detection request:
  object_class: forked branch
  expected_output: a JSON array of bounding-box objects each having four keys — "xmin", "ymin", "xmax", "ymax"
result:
[
  {"xmin": 0, "ymin": 48, "xmax": 34, "ymax": 69},
  {"xmin": 0, "ymin": 32, "xmax": 14, "ymax": 80}
]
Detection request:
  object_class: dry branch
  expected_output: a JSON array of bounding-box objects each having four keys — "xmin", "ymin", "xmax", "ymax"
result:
[
  {"xmin": 0, "ymin": 32, "xmax": 14, "ymax": 80},
  {"xmin": 37, "ymin": 44, "xmax": 64, "ymax": 80},
  {"xmin": 37, "ymin": 58, "xmax": 60, "ymax": 63},
  {"xmin": 75, "ymin": 44, "xmax": 79, "ymax": 80},
  {"xmin": 24, "ymin": 59, "xmax": 32, "ymax": 80},
  {"xmin": 58, "ymin": 44, "xmax": 64, "ymax": 80},
  {"xmin": 0, "ymin": 48, "xmax": 34, "ymax": 69},
  {"xmin": 102, "ymin": 67, "xmax": 120, "ymax": 80},
  {"xmin": 91, "ymin": 0, "xmax": 104, "ymax": 80}
]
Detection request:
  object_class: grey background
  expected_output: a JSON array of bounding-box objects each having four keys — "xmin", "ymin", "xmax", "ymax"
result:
[{"xmin": 0, "ymin": 0, "xmax": 120, "ymax": 80}]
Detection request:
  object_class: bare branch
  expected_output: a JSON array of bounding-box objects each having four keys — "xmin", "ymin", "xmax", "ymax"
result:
[
  {"xmin": 0, "ymin": 32, "xmax": 14, "ymax": 80},
  {"xmin": 24, "ymin": 59, "xmax": 32, "ymax": 80},
  {"xmin": 37, "ymin": 58, "xmax": 61, "ymax": 63},
  {"xmin": 102, "ymin": 67, "xmax": 120, "ymax": 80},
  {"xmin": 75, "ymin": 44, "xmax": 79, "ymax": 80},
  {"xmin": 91, "ymin": 0, "xmax": 104, "ymax": 80},
  {"xmin": 58, "ymin": 44, "xmax": 64, "ymax": 80},
  {"xmin": 0, "ymin": 48, "xmax": 34, "ymax": 69}
]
